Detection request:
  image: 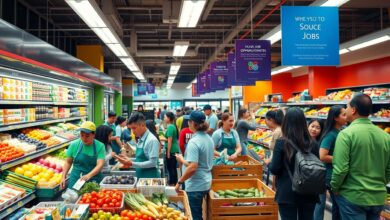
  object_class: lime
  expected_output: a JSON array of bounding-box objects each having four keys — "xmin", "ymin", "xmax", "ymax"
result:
[{"xmin": 92, "ymin": 213, "xmax": 99, "ymax": 219}]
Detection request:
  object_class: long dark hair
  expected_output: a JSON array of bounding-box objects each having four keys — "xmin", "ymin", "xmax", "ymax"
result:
[
  {"xmin": 145, "ymin": 119, "xmax": 160, "ymax": 142},
  {"xmin": 308, "ymin": 119, "xmax": 324, "ymax": 141},
  {"xmin": 238, "ymin": 109, "xmax": 248, "ymax": 119},
  {"xmin": 265, "ymin": 109, "xmax": 284, "ymax": 126},
  {"xmin": 165, "ymin": 112, "xmax": 179, "ymax": 137},
  {"xmin": 95, "ymin": 125, "xmax": 113, "ymax": 151},
  {"xmin": 115, "ymin": 116, "xmax": 127, "ymax": 126},
  {"xmin": 320, "ymin": 105, "xmax": 344, "ymax": 142},
  {"xmin": 282, "ymin": 107, "xmax": 314, "ymax": 161}
]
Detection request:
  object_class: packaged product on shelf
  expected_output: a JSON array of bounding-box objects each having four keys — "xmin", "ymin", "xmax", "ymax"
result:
[
  {"xmin": 3, "ymin": 138, "xmax": 37, "ymax": 153},
  {"xmin": 363, "ymin": 87, "xmax": 389, "ymax": 100},
  {"xmin": 0, "ymin": 142, "xmax": 25, "ymax": 163}
]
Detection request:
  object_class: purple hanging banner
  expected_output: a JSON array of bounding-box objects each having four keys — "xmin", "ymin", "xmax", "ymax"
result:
[
  {"xmin": 198, "ymin": 72, "xmax": 207, "ymax": 94},
  {"xmin": 147, "ymin": 83, "xmax": 155, "ymax": 94},
  {"xmin": 206, "ymin": 69, "xmax": 215, "ymax": 93},
  {"xmin": 235, "ymin": 39, "xmax": 271, "ymax": 81},
  {"xmin": 228, "ymin": 53, "xmax": 255, "ymax": 86},
  {"xmin": 210, "ymin": 61, "xmax": 228, "ymax": 90},
  {"xmin": 137, "ymin": 83, "xmax": 147, "ymax": 95}
]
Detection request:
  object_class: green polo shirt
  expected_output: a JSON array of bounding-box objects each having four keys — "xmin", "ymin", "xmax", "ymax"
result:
[
  {"xmin": 104, "ymin": 121, "xmax": 116, "ymax": 136},
  {"xmin": 164, "ymin": 124, "xmax": 180, "ymax": 154},
  {"xmin": 66, "ymin": 139, "xmax": 106, "ymax": 160},
  {"xmin": 331, "ymin": 118, "xmax": 390, "ymax": 206}
]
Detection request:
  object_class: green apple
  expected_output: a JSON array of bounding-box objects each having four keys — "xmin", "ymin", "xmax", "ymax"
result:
[{"xmin": 92, "ymin": 213, "xmax": 99, "ymax": 219}]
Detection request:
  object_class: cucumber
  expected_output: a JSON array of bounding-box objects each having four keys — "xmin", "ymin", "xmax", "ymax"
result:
[
  {"xmin": 225, "ymin": 190, "xmax": 239, "ymax": 197},
  {"xmin": 226, "ymin": 195, "xmax": 237, "ymax": 199},
  {"xmin": 254, "ymin": 189, "xmax": 260, "ymax": 197},
  {"xmin": 233, "ymin": 189, "xmax": 240, "ymax": 193},
  {"xmin": 244, "ymin": 193, "xmax": 254, "ymax": 197},
  {"xmin": 239, "ymin": 189, "xmax": 249, "ymax": 194},
  {"xmin": 259, "ymin": 191, "xmax": 265, "ymax": 198},
  {"xmin": 219, "ymin": 195, "xmax": 225, "ymax": 199},
  {"xmin": 217, "ymin": 190, "xmax": 225, "ymax": 196}
]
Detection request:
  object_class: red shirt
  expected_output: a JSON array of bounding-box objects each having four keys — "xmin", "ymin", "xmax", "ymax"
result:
[{"xmin": 179, "ymin": 128, "xmax": 194, "ymax": 154}]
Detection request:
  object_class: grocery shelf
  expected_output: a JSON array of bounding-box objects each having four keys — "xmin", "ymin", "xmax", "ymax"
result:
[
  {"xmin": 305, "ymin": 115, "xmax": 327, "ymax": 119},
  {"xmin": 286, "ymin": 100, "xmax": 389, "ymax": 106},
  {"xmin": 305, "ymin": 115, "xmax": 390, "ymax": 123},
  {"xmin": 256, "ymin": 125, "xmax": 269, "ymax": 129},
  {"xmin": 0, "ymin": 192, "xmax": 36, "ymax": 219},
  {"xmin": 248, "ymin": 139, "xmax": 270, "ymax": 149},
  {"xmin": 0, "ymin": 100, "xmax": 89, "ymax": 106},
  {"xmin": 0, "ymin": 116, "xmax": 86, "ymax": 132},
  {"xmin": 0, "ymin": 141, "xmax": 70, "ymax": 171}
]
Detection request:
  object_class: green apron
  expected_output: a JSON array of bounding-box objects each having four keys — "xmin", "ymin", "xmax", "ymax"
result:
[
  {"xmin": 68, "ymin": 140, "xmax": 103, "ymax": 189},
  {"xmin": 216, "ymin": 131, "xmax": 237, "ymax": 156},
  {"xmin": 135, "ymin": 133, "xmax": 161, "ymax": 178}
]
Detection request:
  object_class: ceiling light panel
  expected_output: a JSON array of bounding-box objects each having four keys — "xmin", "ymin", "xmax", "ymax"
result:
[
  {"xmin": 65, "ymin": 0, "xmax": 106, "ymax": 28},
  {"xmin": 173, "ymin": 41, "xmax": 189, "ymax": 57},
  {"xmin": 178, "ymin": 0, "xmax": 207, "ymax": 28},
  {"xmin": 107, "ymin": 44, "xmax": 128, "ymax": 57},
  {"xmin": 348, "ymin": 35, "xmax": 390, "ymax": 51}
]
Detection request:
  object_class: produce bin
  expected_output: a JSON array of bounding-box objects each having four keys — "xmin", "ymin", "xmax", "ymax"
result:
[
  {"xmin": 61, "ymin": 204, "xmax": 89, "ymax": 220},
  {"xmin": 168, "ymin": 191, "xmax": 192, "ymax": 220},
  {"xmin": 208, "ymin": 179, "xmax": 277, "ymax": 220},
  {"xmin": 77, "ymin": 192, "xmax": 124, "ymax": 214},
  {"xmin": 99, "ymin": 176, "xmax": 138, "ymax": 189},
  {"xmin": 212, "ymin": 155, "xmax": 263, "ymax": 180},
  {"xmin": 36, "ymin": 184, "xmax": 61, "ymax": 199},
  {"xmin": 136, "ymin": 178, "xmax": 166, "ymax": 197}
]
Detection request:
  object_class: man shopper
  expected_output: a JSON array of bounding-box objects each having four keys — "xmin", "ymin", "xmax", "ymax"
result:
[
  {"xmin": 112, "ymin": 112, "xmax": 160, "ymax": 178},
  {"xmin": 104, "ymin": 111, "xmax": 122, "ymax": 164},
  {"xmin": 160, "ymin": 105, "xmax": 168, "ymax": 120},
  {"xmin": 331, "ymin": 94, "xmax": 390, "ymax": 220},
  {"xmin": 203, "ymin": 105, "xmax": 218, "ymax": 135}
]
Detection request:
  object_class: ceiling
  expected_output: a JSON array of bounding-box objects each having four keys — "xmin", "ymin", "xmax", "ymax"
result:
[{"xmin": 1, "ymin": 0, "xmax": 389, "ymax": 85}]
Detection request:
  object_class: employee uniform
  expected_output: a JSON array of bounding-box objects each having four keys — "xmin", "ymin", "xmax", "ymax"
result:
[
  {"xmin": 66, "ymin": 139, "xmax": 106, "ymax": 189},
  {"xmin": 104, "ymin": 121, "xmax": 119, "ymax": 165},
  {"xmin": 132, "ymin": 129, "xmax": 160, "ymax": 178},
  {"xmin": 212, "ymin": 128, "xmax": 240, "ymax": 156}
]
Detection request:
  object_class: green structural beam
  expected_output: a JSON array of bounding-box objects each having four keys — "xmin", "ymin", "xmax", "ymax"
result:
[
  {"xmin": 123, "ymin": 96, "xmax": 133, "ymax": 115},
  {"xmin": 94, "ymin": 85, "xmax": 104, "ymax": 126},
  {"xmin": 115, "ymin": 91, "xmax": 122, "ymax": 115}
]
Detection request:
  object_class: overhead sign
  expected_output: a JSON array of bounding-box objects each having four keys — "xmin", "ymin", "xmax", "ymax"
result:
[
  {"xmin": 137, "ymin": 83, "xmax": 147, "ymax": 95},
  {"xmin": 235, "ymin": 39, "xmax": 271, "ymax": 81},
  {"xmin": 231, "ymin": 86, "xmax": 243, "ymax": 98},
  {"xmin": 210, "ymin": 61, "xmax": 228, "ymax": 90},
  {"xmin": 228, "ymin": 53, "xmax": 255, "ymax": 86},
  {"xmin": 206, "ymin": 70, "xmax": 214, "ymax": 92},
  {"xmin": 198, "ymin": 72, "xmax": 207, "ymax": 94},
  {"xmin": 146, "ymin": 83, "xmax": 155, "ymax": 94},
  {"xmin": 281, "ymin": 6, "xmax": 340, "ymax": 66}
]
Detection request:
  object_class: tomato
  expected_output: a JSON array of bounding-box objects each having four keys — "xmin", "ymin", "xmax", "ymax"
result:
[
  {"xmin": 115, "ymin": 202, "xmax": 121, "ymax": 207},
  {"xmin": 102, "ymin": 204, "xmax": 108, "ymax": 208},
  {"xmin": 96, "ymin": 199, "xmax": 103, "ymax": 206},
  {"xmin": 91, "ymin": 191, "xmax": 98, "ymax": 197},
  {"xmin": 91, "ymin": 198, "xmax": 97, "ymax": 203},
  {"xmin": 112, "ymin": 198, "xmax": 118, "ymax": 203},
  {"xmin": 85, "ymin": 198, "xmax": 91, "ymax": 203},
  {"xmin": 142, "ymin": 215, "xmax": 148, "ymax": 220},
  {"xmin": 90, "ymin": 203, "xmax": 96, "ymax": 209},
  {"xmin": 104, "ymin": 198, "xmax": 110, "ymax": 203},
  {"xmin": 136, "ymin": 213, "xmax": 142, "ymax": 218},
  {"xmin": 98, "ymin": 193, "xmax": 104, "ymax": 199},
  {"xmin": 134, "ymin": 218, "xmax": 139, "ymax": 220},
  {"xmin": 108, "ymin": 202, "xmax": 114, "ymax": 207},
  {"xmin": 121, "ymin": 210, "xmax": 128, "ymax": 217},
  {"xmin": 148, "ymin": 217, "xmax": 153, "ymax": 220},
  {"xmin": 123, "ymin": 217, "xmax": 130, "ymax": 220},
  {"xmin": 129, "ymin": 213, "xmax": 136, "ymax": 219}
]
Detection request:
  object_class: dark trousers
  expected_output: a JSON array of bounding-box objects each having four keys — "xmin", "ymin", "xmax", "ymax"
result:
[
  {"xmin": 187, "ymin": 190, "xmax": 208, "ymax": 220},
  {"xmin": 166, "ymin": 154, "xmax": 178, "ymax": 185},
  {"xmin": 279, "ymin": 203, "xmax": 316, "ymax": 220},
  {"xmin": 335, "ymin": 195, "xmax": 384, "ymax": 220}
]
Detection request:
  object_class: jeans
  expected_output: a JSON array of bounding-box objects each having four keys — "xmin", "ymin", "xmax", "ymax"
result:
[
  {"xmin": 187, "ymin": 191, "xmax": 208, "ymax": 220},
  {"xmin": 329, "ymin": 189, "xmax": 340, "ymax": 220},
  {"xmin": 279, "ymin": 203, "xmax": 316, "ymax": 220},
  {"xmin": 335, "ymin": 195, "xmax": 384, "ymax": 220},
  {"xmin": 313, "ymin": 193, "xmax": 326, "ymax": 220},
  {"xmin": 166, "ymin": 154, "xmax": 178, "ymax": 185}
]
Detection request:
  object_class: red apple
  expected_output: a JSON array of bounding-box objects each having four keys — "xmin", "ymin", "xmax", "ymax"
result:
[
  {"xmin": 43, "ymin": 160, "xmax": 50, "ymax": 166},
  {"xmin": 56, "ymin": 167, "xmax": 63, "ymax": 173},
  {"xmin": 39, "ymin": 159, "xmax": 45, "ymax": 164},
  {"xmin": 50, "ymin": 163, "xmax": 57, "ymax": 169}
]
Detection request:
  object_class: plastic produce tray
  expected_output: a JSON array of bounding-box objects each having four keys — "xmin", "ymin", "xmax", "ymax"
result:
[
  {"xmin": 136, "ymin": 178, "xmax": 166, "ymax": 197},
  {"xmin": 77, "ymin": 192, "xmax": 124, "ymax": 214},
  {"xmin": 99, "ymin": 176, "xmax": 137, "ymax": 189}
]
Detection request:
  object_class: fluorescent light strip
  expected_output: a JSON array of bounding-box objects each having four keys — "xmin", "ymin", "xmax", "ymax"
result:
[
  {"xmin": 169, "ymin": 63, "xmax": 181, "ymax": 75},
  {"xmin": 173, "ymin": 42, "xmax": 189, "ymax": 57},
  {"xmin": 107, "ymin": 44, "xmax": 128, "ymax": 57},
  {"xmin": 92, "ymin": 28, "xmax": 118, "ymax": 44},
  {"xmin": 339, "ymin": 48, "xmax": 349, "ymax": 54},
  {"xmin": 320, "ymin": 0, "xmax": 350, "ymax": 7},
  {"xmin": 267, "ymin": 30, "xmax": 282, "ymax": 45},
  {"xmin": 65, "ymin": 0, "xmax": 106, "ymax": 28},
  {"xmin": 348, "ymin": 35, "xmax": 390, "ymax": 51},
  {"xmin": 178, "ymin": 0, "xmax": 207, "ymax": 28}
]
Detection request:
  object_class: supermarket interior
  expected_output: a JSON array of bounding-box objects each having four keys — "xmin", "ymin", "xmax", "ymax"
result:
[{"xmin": 0, "ymin": 0, "xmax": 389, "ymax": 220}]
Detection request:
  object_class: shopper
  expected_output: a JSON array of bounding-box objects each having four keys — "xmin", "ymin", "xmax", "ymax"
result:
[
  {"xmin": 204, "ymin": 104, "xmax": 218, "ymax": 135},
  {"xmin": 164, "ymin": 112, "xmax": 180, "ymax": 185},
  {"xmin": 176, "ymin": 106, "xmax": 191, "ymax": 131},
  {"xmin": 104, "ymin": 111, "xmax": 122, "ymax": 164},
  {"xmin": 112, "ymin": 112, "xmax": 160, "ymax": 178},
  {"xmin": 216, "ymin": 108, "xmax": 222, "ymax": 120},
  {"xmin": 313, "ymin": 105, "xmax": 347, "ymax": 220},
  {"xmin": 122, "ymin": 120, "xmax": 133, "ymax": 143},
  {"xmin": 269, "ymin": 107, "xmax": 320, "ymax": 220},
  {"xmin": 179, "ymin": 126, "xmax": 194, "ymax": 155},
  {"xmin": 265, "ymin": 109, "xmax": 284, "ymax": 151},
  {"xmin": 236, "ymin": 108, "xmax": 257, "ymax": 156},
  {"xmin": 109, "ymin": 116, "xmax": 127, "ymax": 164},
  {"xmin": 157, "ymin": 108, "xmax": 162, "ymax": 119},
  {"xmin": 146, "ymin": 119, "xmax": 160, "ymax": 143},
  {"xmin": 94, "ymin": 125, "xmax": 114, "ymax": 173},
  {"xmin": 137, "ymin": 105, "xmax": 144, "ymax": 112},
  {"xmin": 61, "ymin": 121, "xmax": 106, "ymax": 189},
  {"xmin": 175, "ymin": 111, "xmax": 214, "ymax": 220},
  {"xmin": 331, "ymin": 94, "xmax": 390, "ymax": 220},
  {"xmin": 160, "ymin": 105, "xmax": 168, "ymax": 120},
  {"xmin": 212, "ymin": 113, "xmax": 242, "ymax": 159},
  {"xmin": 308, "ymin": 119, "xmax": 324, "ymax": 142}
]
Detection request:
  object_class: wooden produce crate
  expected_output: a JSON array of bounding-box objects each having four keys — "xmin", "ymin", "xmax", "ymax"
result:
[
  {"xmin": 208, "ymin": 179, "xmax": 277, "ymax": 220},
  {"xmin": 212, "ymin": 155, "xmax": 263, "ymax": 180}
]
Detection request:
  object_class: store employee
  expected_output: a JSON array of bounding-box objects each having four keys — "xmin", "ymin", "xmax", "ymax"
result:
[
  {"xmin": 61, "ymin": 121, "xmax": 106, "ymax": 189},
  {"xmin": 112, "ymin": 112, "xmax": 160, "ymax": 178}
]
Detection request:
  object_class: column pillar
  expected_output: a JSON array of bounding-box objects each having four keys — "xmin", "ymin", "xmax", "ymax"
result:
[
  {"xmin": 308, "ymin": 67, "xmax": 338, "ymax": 98},
  {"xmin": 93, "ymin": 85, "xmax": 104, "ymax": 126}
]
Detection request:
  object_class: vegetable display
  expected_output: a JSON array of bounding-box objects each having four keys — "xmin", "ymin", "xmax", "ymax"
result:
[
  {"xmin": 137, "ymin": 179, "xmax": 165, "ymax": 186},
  {"xmin": 103, "ymin": 175, "xmax": 136, "ymax": 185},
  {"xmin": 124, "ymin": 193, "xmax": 187, "ymax": 220},
  {"xmin": 78, "ymin": 182, "xmax": 100, "ymax": 195},
  {"xmin": 89, "ymin": 210, "xmax": 122, "ymax": 220},
  {"xmin": 78, "ymin": 189, "xmax": 123, "ymax": 210},
  {"xmin": 214, "ymin": 188, "xmax": 266, "ymax": 199}
]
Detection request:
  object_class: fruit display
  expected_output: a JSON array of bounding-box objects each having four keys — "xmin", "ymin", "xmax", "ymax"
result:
[
  {"xmin": 2, "ymin": 138, "xmax": 37, "ymax": 153},
  {"xmin": 125, "ymin": 193, "xmax": 188, "ymax": 220},
  {"xmin": 0, "ymin": 142, "xmax": 25, "ymax": 163},
  {"xmin": 1, "ymin": 171, "xmax": 37, "ymax": 190},
  {"xmin": 16, "ymin": 133, "xmax": 47, "ymax": 150},
  {"xmin": 247, "ymin": 144, "xmax": 267, "ymax": 159},
  {"xmin": 57, "ymin": 122, "xmax": 80, "ymax": 131},
  {"xmin": 23, "ymin": 128, "xmax": 53, "ymax": 141},
  {"xmin": 56, "ymin": 131, "xmax": 77, "ymax": 140},
  {"xmin": 50, "ymin": 148, "xmax": 67, "ymax": 160},
  {"xmin": 79, "ymin": 182, "xmax": 101, "ymax": 195},
  {"xmin": 363, "ymin": 87, "xmax": 389, "ymax": 100},
  {"xmin": 78, "ymin": 189, "xmax": 124, "ymax": 212},
  {"xmin": 102, "ymin": 175, "xmax": 136, "ymax": 185},
  {"xmin": 41, "ymin": 136, "xmax": 63, "ymax": 147},
  {"xmin": 304, "ymin": 107, "xmax": 330, "ymax": 117},
  {"xmin": 137, "ymin": 179, "xmax": 165, "ymax": 187},
  {"xmin": 0, "ymin": 182, "xmax": 26, "ymax": 209},
  {"xmin": 213, "ymin": 187, "xmax": 267, "ymax": 199},
  {"xmin": 321, "ymin": 89, "xmax": 354, "ymax": 101},
  {"xmin": 62, "ymin": 205, "xmax": 90, "ymax": 219},
  {"xmin": 250, "ymin": 129, "xmax": 272, "ymax": 142},
  {"xmin": 255, "ymin": 117, "xmax": 266, "ymax": 126},
  {"xmin": 44, "ymin": 125, "xmax": 65, "ymax": 134},
  {"xmin": 13, "ymin": 160, "xmax": 63, "ymax": 187},
  {"xmin": 371, "ymin": 108, "xmax": 390, "ymax": 119},
  {"xmin": 24, "ymin": 207, "xmax": 59, "ymax": 220},
  {"xmin": 90, "ymin": 210, "xmax": 122, "ymax": 220}
]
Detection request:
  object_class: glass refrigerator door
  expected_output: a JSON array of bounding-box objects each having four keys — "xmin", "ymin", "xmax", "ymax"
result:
[{"xmin": 103, "ymin": 95, "xmax": 108, "ymax": 121}]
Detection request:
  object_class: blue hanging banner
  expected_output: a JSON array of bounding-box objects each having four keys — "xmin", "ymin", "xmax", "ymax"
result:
[
  {"xmin": 281, "ymin": 6, "xmax": 340, "ymax": 66},
  {"xmin": 137, "ymin": 83, "xmax": 147, "ymax": 95}
]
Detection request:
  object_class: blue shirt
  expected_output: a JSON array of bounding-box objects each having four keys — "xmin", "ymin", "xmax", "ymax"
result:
[
  {"xmin": 206, "ymin": 113, "xmax": 219, "ymax": 131},
  {"xmin": 211, "ymin": 128, "xmax": 240, "ymax": 148},
  {"xmin": 131, "ymin": 130, "xmax": 160, "ymax": 169},
  {"xmin": 183, "ymin": 131, "xmax": 214, "ymax": 192}
]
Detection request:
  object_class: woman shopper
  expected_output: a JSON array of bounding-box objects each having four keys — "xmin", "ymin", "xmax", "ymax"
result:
[
  {"xmin": 212, "ymin": 113, "xmax": 242, "ymax": 160},
  {"xmin": 94, "ymin": 125, "xmax": 114, "ymax": 173},
  {"xmin": 175, "ymin": 111, "xmax": 214, "ymax": 220},
  {"xmin": 265, "ymin": 109, "xmax": 284, "ymax": 151},
  {"xmin": 313, "ymin": 106, "xmax": 347, "ymax": 220},
  {"xmin": 269, "ymin": 107, "xmax": 320, "ymax": 220},
  {"xmin": 109, "ymin": 116, "xmax": 126, "ymax": 164},
  {"xmin": 164, "ymin": 112, "xmax": 180, "ymax": 185},
  {"xmin": 236, "ymin": 109, "xmax": 257, "ymax": 156},
  {"xmin": 308, "ymin": 119, "xmax": 324, "ymax": 142}
]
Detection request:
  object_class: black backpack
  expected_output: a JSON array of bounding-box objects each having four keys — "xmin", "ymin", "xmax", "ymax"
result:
[{"xmin": 284, "ymin": 139, "xmax": 326, "ymax": 195}]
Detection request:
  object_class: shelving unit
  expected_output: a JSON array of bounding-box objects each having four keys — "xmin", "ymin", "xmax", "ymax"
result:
[
  {"xmin": 0, "ymin": 192, "xmax": 36, "ymax": 219},
  {"xmin": 0, "ymin": 100, "xmax": 89, "ymax": 106},
  {"xmin": 0, "ymin": 116, "xmax": 86, "ymax": 132}
]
